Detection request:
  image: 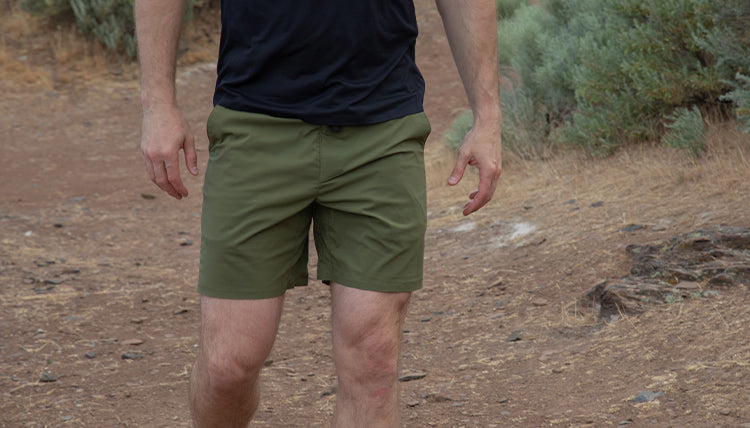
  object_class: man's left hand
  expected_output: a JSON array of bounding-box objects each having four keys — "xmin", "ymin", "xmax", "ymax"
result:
[{"xmin": 447, "ymin": 119, "xmax": 502, "ymax": 216}]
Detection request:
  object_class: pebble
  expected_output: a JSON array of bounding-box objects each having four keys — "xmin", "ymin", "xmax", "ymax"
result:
[
  {"xmin": 619, "ymin": 224, "xmax": 646, "ymax": 232},
  {"xmin": 633, "ymin": 390, "xmax": 664, "ymax": 403},
  {"xmin": 451, "ymin": 402, "xmax": 465, "ymax": 407},
  {"xmin": 398, "ymin": 370, "xmax": 426, "ymax": 382},
  {"xmin": 121, "ymin": 352, "xmax": 143, "ymax": 360},
  {"xmin": 121, "ymin": 339, "xmax": 145, "ymax": 346},
  {"xmin": 507, "ymin": 330, "xmax": 524, "ymax": 342},
  {"xmin": 590, "ymin": 201, "xmax": 604, "ymax": 207},
  {"xmin": 406, "ymin": 400, "xmax": 420, "ymax": 407},
  {"xmin": 532, "ymin": 298, "xmax": 548, "ymax": 306},
  {"xmin": 85, "ymin": 352, "xmax": 96, "ymax": 359},
  {"xmin": 39, "ymin": 372, "xmax": 57, "ymax": 382}
]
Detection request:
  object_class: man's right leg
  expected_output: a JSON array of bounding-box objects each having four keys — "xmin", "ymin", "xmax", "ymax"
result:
[{"xmin": 190, "ymin": 295, "xmax": 284, "ymax": 428}]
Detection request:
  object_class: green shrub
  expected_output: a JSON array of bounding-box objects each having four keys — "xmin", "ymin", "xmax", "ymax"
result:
[
  {"xmin": 663, "ymin": 106, "xmax": 706, "ymax": 157},
  {"xmin": 447, "ymin": 0, "xmax": 750, "ymax": 157},
  {"xmin": 70, "ymin": 0, "xmax": 137, "ymax": 57},
  {"xmin": 721, "ymin": 74, "xmax": 750, "ymax": 133},
  {"xmin": 495, "ymin": 0, "xmax": 525, "ymax": 20}
]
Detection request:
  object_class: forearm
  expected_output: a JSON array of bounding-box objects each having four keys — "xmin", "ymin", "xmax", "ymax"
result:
[
  {"xmin": 135, "ymin": 0, "xmax": 187, "ymax": 110},
  {"xmin": 435, "ymin": 0, "xmax": 501, "ymax": 125}
]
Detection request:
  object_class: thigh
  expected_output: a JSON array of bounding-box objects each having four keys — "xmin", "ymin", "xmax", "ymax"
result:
[
  {"xmin": 314, "ymin": 112, "xmax": 431, "ymax": 293},
  {"xmin": 199, "ymin": 106, "xmax": 318, "ymax": 299},
  {"xmin": 198, "ymin": 295, "xmax": 285, "ymax": 367}
]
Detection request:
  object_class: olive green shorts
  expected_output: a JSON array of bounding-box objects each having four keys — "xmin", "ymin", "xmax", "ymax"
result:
[{"xmin": 198, "ymin": 105, "xmax": 431, "ymax": 299}]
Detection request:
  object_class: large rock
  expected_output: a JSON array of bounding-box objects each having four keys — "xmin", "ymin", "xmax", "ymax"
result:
[{"xmin": 581, "ymin": 227, "xmax": 750, "ymax": 320}]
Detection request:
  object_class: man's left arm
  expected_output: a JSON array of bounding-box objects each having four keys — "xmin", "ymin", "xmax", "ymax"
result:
[{"xmin": 436, "ymin": 0, "xmax": 502, "ymax": 216}]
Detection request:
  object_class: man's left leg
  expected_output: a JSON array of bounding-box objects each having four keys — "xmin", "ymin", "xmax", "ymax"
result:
[{"xmin": 330, "ymin": 283, "xmax": 410, "ymax": 428}]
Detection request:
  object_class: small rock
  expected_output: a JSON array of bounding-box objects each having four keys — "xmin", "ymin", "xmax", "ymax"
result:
[
  {"xmin": 61, "ymin": 415, "xmax": 73, "ymax": 422},
  {"xmin": 633, "ymin": 390, "xmax": 664, "ymax": 403},
  {"xmin": 532, "ymin": 298, "xmax": 548, "ymax": 306},
  {"xmin": 179, "ymin": 239, "xmax": 193, "ymax": 247},
  {"xmin": 320, "ymin": 386, "xmax": 337, "ymax": 397},
  {"xmin": 39, "ymin": 372, "xmax": 57, "ymax": 383},
  {"xmin": 675, "ymin": 281, "xmax": 700, "ymax": 290},
  {"xmin": 420, "ymin": 317, "xmax": 432, "ymax": 322},
  {"xmin": 43, "ymin": 279, "xmax": 63, "ymax": 285},
  {"xmin": 398, "ymin": 370, "xmax": 427, "ymax": 382},
  {"xmin": 140, "ymin": 193, "xmax": 156, "ymax": 200},
  {"xmin": 719, "ymin": 410, "xmax": 731, "ymax": 416},
  {"xmin": 121, "ymin": 339, "xmax": 144, "ymax": 346},
  {"xmin": 421, "ymin": 393, "xmax": 453, "ymax": 403},
  {"xmin": 619, "ymin": 224, "xmax": 646, "ymax": 232},
  {"xmin": 708, "ymin": 274, "xmax": 736, "ymax": 287},
  {"xmin": 562, "ymin": 199, "xmax": 576, "ymax": 205},
  {"xmin": 121, "ymin": 352, "xmax": 143, "ymax": 360},
  {"xmin": 497, "ymin": 397, "xmax": 509, "ymax": 404},
  {"xmin": 451, "ymin": 402, "xmax": 465, "ymax": 407},
  {"xmin": 174, "ymin": 308, "xmax": 190, "ymax": 315},
  {"xmin": 85, "ymin": 352, "xmax": 96, "ymax": 359},
  {"xmin": 406, "ymin": 400, "xmax": 420, "ymax": 407},
  {"xmin": 507, "ymin": 330, "xmax": 524, "ymax": 342},
  {"xmin": 590, "ymin": 201, "xmax": 604, "ymax": 208}
]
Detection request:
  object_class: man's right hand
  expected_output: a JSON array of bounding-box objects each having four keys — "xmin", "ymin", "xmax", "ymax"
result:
[{"xmin": 140, "ymin": 105, "xmax": 199, "ymax": 200}]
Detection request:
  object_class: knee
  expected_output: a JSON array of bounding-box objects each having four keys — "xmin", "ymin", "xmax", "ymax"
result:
[
  {"xmin": 201, "ymin": 353, "xmax": 263, "ymax": 398},
  {"xmin": 336, "ymin": 330, "xmax": 400, "ymax": 382}
]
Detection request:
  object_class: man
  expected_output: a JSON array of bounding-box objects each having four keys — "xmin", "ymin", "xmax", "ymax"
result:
[{"xmin": 136, "ymin": 0, "xmax": 501, "ymax": 426}]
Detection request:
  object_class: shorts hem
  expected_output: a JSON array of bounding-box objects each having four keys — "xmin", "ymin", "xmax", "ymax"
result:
[
  {"xmin": 197, "ymin": 281, "xmax": 308, "ymax": 300},
  {"xmin": 317, "ymin": 271, "xmax": 422, "ymax": 294}
]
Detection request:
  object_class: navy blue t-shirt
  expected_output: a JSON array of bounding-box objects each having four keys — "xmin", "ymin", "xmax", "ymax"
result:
[{"xmin": 213, "ymin": 1, "xmax": 425, "ymax": 126}]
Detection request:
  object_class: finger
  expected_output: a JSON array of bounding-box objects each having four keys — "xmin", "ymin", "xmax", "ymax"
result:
[
  {"xmin": 165, "ymin": 159, "xmax": 188, "ymax": 198},
  {"xmin": 153, "ymin": 160, "xmax": 182, "ymax": 199},
  {"xmin": 143, "ymin": 156, "xmax": 156, "ymax": 182},
  {"xmin": 184, "ymin": 133, "xmax": 199, "ymax": 176},
  {"xmin": 463, "ymin": 168, "xmax": 497, "ymax": 216},
  {"xmin": 448, "ymin": 150, "xmax": 469, "ymax": 186}
]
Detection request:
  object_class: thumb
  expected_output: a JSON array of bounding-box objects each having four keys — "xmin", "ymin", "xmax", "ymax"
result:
[
  {"xmin": 184, "ymin": 133, "xmax": 199, "ymax": 176},
  {"xmin": 448, "ymin": 151, "xmax": 469, "ymax": 186}
]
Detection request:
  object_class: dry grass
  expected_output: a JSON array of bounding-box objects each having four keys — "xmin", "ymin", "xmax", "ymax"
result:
[{"xmin": 0, "ymin": 5, "xmax": 220, "ymax": 92}]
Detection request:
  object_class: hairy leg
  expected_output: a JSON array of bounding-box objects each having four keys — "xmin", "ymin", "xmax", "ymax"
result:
[
  {"xmin": 330, "ymin": 283, "xmax": 410, "ymax": 428},
  {"xmin": 190, "ymin": 295, "xmax": 284, "ymax": 428}
]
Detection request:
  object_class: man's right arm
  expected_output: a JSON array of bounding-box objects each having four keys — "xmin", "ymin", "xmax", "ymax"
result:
[{"xmin": 135, "ymin": 0, "xmax": 198, "ymax": 200}]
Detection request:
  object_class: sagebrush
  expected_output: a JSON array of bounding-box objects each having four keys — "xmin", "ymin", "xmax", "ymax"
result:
[{"xmin": 448, "ymin": 0, "xmax": 750, "ymax": 157}]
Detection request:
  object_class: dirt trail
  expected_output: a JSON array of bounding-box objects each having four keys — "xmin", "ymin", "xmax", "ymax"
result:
[{"xmin": 1, "ymin": 1, "xmax": 749, "ymax": 427}]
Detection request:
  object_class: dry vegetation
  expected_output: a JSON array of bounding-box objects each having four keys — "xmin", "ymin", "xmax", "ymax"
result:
[
  {"xmin": 0, "ymin": 1, "xmax": 748, "ymax": 427},
  {"xmin": 0, "ymin": 2, "xmax": 219, "ymax": 92}
]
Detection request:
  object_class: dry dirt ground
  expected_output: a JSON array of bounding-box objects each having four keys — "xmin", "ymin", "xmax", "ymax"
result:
[{"xmin": 1, "ymin": 2, "xmax": 749, "ymax": 427}]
